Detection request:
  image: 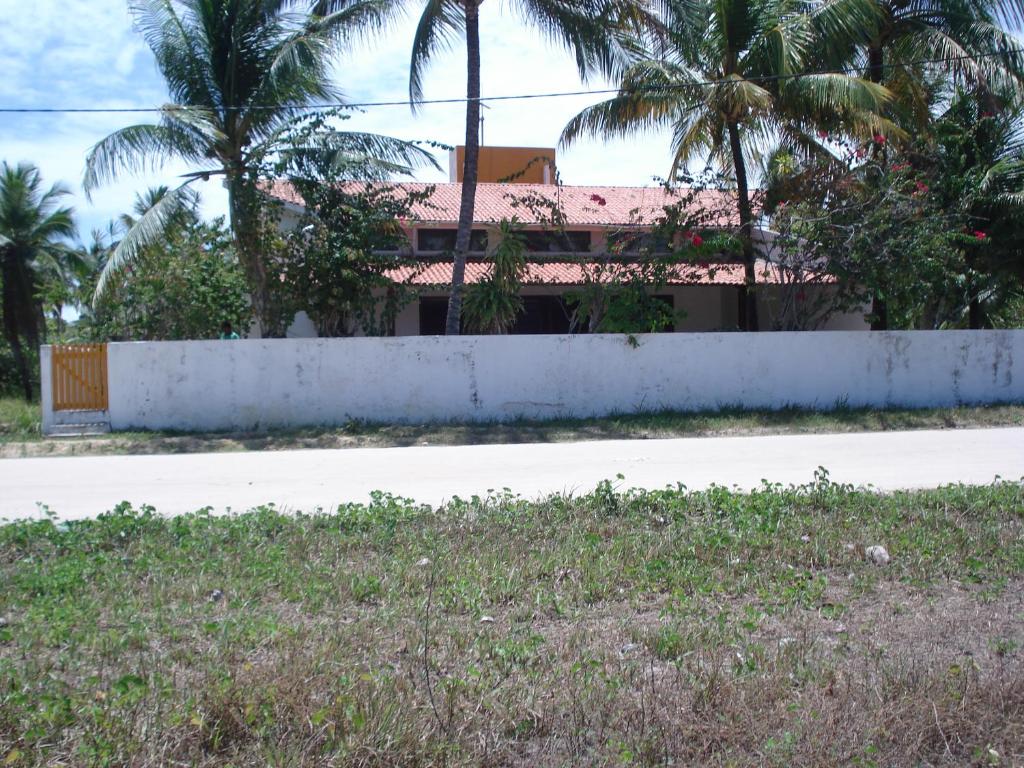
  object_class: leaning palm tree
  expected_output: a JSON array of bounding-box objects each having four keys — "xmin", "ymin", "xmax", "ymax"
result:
[
  {"xmin": 0, "ymin": 162, "xmax": 77, "ymax": 401},
  {"xmin": 85, "ymin": 0, "xmax": 436, "ymax": 336},
  {"xmin": 118, "ymin": 185, "xmax": 201, "ymax": 233},
  {"xmin": 562, "ymin": 0, "xmax": 891, "ymax": 330},
  {"xmin": 384, "ymin": 0, "xmax": 637, "ymax": 334}
]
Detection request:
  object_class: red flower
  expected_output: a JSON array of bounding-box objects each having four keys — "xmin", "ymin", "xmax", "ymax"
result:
[
  {"xmin": 589, "ymin": 193, "xmax": 607, "ymax": 206},
  {"xmin": 873, "ymin": 134, "xmax": 886, "ymax": 144},
  {"xmin": 892, "ymin": 163, "xmax": 909, "ymax": 171},
  {"xmin": 915, "ymin": 181, "xmax": 929, "ymax": 194},
  {"xmin": 690, "ymin": 233, "xmax": 703, "ymax": 247},
  {"xmin": 974, "ymin": 230, "xmax": 987, "ymax": 239}
]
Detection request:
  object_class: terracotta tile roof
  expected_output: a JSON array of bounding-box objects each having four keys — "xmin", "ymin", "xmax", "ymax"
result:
[
  {"xmin": 265, "ymin": 181, "xmax": 739, "ymax": 227},
  {"xmin": 386, "ymin": 259, "xmax": 801, "ymax": 286}
]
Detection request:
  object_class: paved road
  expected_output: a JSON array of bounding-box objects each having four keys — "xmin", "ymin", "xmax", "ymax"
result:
[{"xmin": 1, "ymin": 427, "xmax": 1022, "ymax": 521}]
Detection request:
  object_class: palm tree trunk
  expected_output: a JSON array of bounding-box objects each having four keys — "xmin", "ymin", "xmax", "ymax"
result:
[
  {"xmin": 7, "ymin": 333, "xmax": 32, "ymax": 402},
  {"xmin": 227, "ymin": 176, "xmax": 271, "ymax": 337},
  {"xmin": 727, "ymin": 120, "xmax": 758, "ymax": 332},
  {"xmin": 968, "ymin": 298, "xmax": 985, "ymax": 329},
  {"xmin": 2, "ymin": 256, "xmax": 34, "ymax": 401},
  {"xmin": 867, "ymin": 44, "xmax": 888, "ymax": 331},
  {"xmin": 445, "ymin": 0, "xmax": 482, "ymax": 336}
]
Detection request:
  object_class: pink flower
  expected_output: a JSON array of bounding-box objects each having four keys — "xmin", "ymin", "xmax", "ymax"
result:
[
  {"xmin": 915, "ymin": 181, "xmax": 929, "ymax": 194},
  {"xmin": 892, "ymin": 163, "xmax": 909, "ymax": 171},
  {"xmin": 873, "ymin": 134, "xmax": 886, "ymax": 144},
  {"xmin": 816, "ymin": 130, "xmax": 828, "ymax": 139},
  {"xmin": 974, "ymin": 230, "xmax": 987, "ymax": 239}
]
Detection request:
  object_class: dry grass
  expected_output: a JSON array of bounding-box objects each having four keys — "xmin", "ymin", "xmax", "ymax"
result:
[
  {"xmin": 3, "ymin": 400, "xmax": 1024, "ymax": 457},
  {"xmin": 1, "ymin": 479, "xmax": 1022, "ymax": 765}
]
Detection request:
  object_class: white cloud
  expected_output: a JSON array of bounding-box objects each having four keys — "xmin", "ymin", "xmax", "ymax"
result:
[{"xmin": 0, "ymin": 0, "xmax": 677, "ymax": 241}]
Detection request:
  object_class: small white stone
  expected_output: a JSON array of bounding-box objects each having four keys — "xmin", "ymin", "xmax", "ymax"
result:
[
  {"xmin": 800, "ymin": 535, "xmax": 811, "ymax": 543},
  {"xmin": 479, "ymin": 615, "xmax": 495, "ymax": 624},
  {"xmin": 209, "ymin": 589, "xmax": 224, "ymax": 602},
  {"xmin": 865, "ymin": 545, "xmax": 891, "ymax": 566},
  {"xmin": 416, "ymin": 557, "xmax": 431, "ymax": 567},
  {"xmin": 620, "ymin": 642, "xmax": 641, "ymax": 655}
]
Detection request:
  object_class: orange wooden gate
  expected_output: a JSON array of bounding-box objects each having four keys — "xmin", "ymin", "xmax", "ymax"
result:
[{"xmin": 52, "ymin": 344, "xmax": 108, "ymax": 411}]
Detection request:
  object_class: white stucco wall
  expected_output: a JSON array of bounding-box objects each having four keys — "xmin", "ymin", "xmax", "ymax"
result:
[
  {"xmin": 44, "ymin": 330, "xmax": 1022, "ymax": 432},
  {"xmin": 39, "ymin": 346, "xmax": 54, "ymax": 434}
]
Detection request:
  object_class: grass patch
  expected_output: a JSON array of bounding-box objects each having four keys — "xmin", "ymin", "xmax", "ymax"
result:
[
  {"xmin": 1, "ymin": 478, "xmax": 1022, "ymax": 765},
  {"xmin": 0, "ymin": 399, "xmax": 39, "ymax": 443},
  {"xmin": 4, "ymin": 401, "xmax": 1024, "ymax": 457}
]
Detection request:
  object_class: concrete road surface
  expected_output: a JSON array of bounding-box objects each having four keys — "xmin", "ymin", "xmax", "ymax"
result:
[{"xmin": 1, "ymin": 428, "xmax": 1022, "ymax": 521}]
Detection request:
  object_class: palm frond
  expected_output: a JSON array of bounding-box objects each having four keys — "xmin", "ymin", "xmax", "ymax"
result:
[
  {"xmin": 129, "ymin": 0, "xmax": 217, "ymax": 108},
  {"xmin": 786, "ymin": 72, "xmax": 892, "ymax": 115},
  {"xmin": 83, "ymin": 121, "xmax": 210, "ymax": 198},
  {"xmin": 311, "ymin": 0, "xmax": 406, "ymax": 40},
  {"xmin": 409, "ymin": 0, "xmax": 465, "ymax": 105},
  {"xmin": 282, "ymin": 130, "xmax": 442, "ymax": 180},
  {"xmin": 93, "ymin": 181, "xmax": 196, "ymax": 302}
]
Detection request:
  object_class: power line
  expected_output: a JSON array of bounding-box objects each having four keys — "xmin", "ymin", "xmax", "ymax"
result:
[{"xmin": 0, "ymin": 48, "xmax": 1020, "ymax": 115}]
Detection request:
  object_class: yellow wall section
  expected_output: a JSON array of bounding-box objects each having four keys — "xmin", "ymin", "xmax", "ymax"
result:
[{"xmin": 453, "ymin": 146, "xmax": 556, "ymax": 184}]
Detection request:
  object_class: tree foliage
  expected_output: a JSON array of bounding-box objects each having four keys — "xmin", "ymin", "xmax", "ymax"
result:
[
  {"xmin": 84, "ymin": 0, "xmax": 437, "ymax": 335},
  {"xmin": 463, "ymin": 221, "xmax": 529, "ymax": 334},
  {"xmin": 279, "ymin": 178, "xmax": 433, "ymax": 337},
  {"xmin": 77, "ymin": 192, "xmax": 250, "ymax": 342},
  {"xmin": 0, "ymin": 162, "xmax": 77, "ymax": 401}
]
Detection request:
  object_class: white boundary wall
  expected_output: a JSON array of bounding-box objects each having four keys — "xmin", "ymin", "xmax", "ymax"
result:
[{"xmin": 41, "ymin": 331, "xmax": 1024, "ymax": 432}]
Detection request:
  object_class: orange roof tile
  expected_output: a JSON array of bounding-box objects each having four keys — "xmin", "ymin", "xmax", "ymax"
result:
[
  {"xmin": 265, "ymin": 181, "xmax": 739, "ymax": 228},
  {"xmin": 385, "ymin": 259, "xmax": 804, "ymax": 286}
]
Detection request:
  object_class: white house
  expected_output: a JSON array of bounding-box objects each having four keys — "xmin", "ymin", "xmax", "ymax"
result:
[{"xmin": 269, "ymin": 146, "xmax": 868, "ymax": 335}]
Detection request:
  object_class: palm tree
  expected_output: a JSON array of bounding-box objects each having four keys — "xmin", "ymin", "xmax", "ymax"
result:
[
  {"xmin": 85, "ymin": 0, "xmax": 436, "ymax": 336},
  {"xmin": 0, "ymin": 162, "xmax": 77, "ymax": 401},
  {"xmin": 561, "ymin": 0, "xmax": 891, "ymax": 330},
  {"xmin": 387, "ymin": 0, "xmax": 630, "ymax": 334}
]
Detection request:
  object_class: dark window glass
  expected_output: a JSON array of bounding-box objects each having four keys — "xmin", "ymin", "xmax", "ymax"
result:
[
  {"xmin": 524, "ymin": 230, "xmax": 591, "ymax": 253},
  {"xmin": 418, "ymin": 298, "xmax": 452, "ymax": 335},
  {"xmin": 417, "ymin": 228, "xmax": 487, "ymax": 252},
  {"xmin": 607, "ymin": 231, "xmax": 671, "ymax": 254},
  {"xmin": 419, "ymin": 295, "xmax": 571, "ymax": 335},
  {"xmin": 510, "ymin": 296, "xmax": 572, "ymax": 334}
]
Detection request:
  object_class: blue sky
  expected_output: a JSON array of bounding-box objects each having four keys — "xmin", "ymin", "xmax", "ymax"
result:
[{"xmin": 0, "ymin": 0, "xmax": 677, "ymax": 242}]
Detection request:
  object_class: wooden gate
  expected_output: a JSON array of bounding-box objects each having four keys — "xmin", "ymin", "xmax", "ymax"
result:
[{"xmin": 52, "ymin": 344, "xmax": 108, "ymax": 411}]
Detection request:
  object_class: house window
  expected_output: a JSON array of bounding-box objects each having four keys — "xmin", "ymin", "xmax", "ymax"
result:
[
  {"xmin": 417, "ymin": 228, "xmax": 488, "ymax": 252},
  {"xmin": 511, "ymin": 296, "xmax": 572, "ymax": 334},
  {"xmin": 524, "ymin": 230, "xmax": 591, "ymax": 253},
  {"xmin": 607, "ymin": 231, "xmax": 671, "ymax": 254},
  {"xmin": 418, "ymin": 298, "xmax": 450, "ymax": 334},
  {"xmin": 418, "ymin": 295, "xmax": 572, "ymax": 335}
]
